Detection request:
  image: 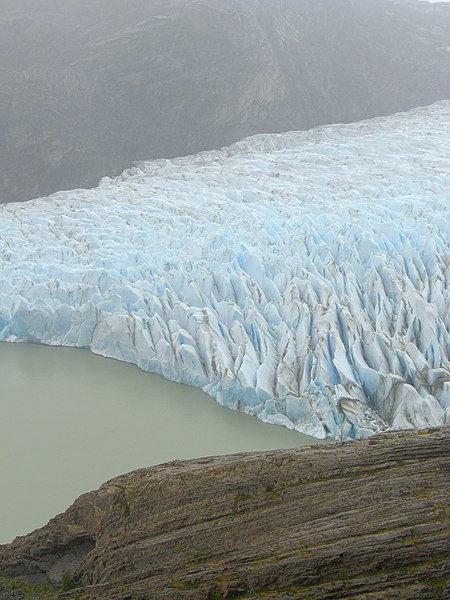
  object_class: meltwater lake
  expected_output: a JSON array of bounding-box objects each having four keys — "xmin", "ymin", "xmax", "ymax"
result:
[{"xmin": 0, "ymin": 342, "xmax": 326, "ymax": 543}]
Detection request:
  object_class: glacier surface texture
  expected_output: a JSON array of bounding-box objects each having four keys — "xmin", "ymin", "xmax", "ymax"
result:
[{"xmin": 0, "ymin": 102, "xmax": 449, "ymax": 439}]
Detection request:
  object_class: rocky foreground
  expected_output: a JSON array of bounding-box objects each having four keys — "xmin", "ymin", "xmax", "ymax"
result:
[{"xmin": 0, "ymin": 427, "xmax": 449, "ymax": 599}]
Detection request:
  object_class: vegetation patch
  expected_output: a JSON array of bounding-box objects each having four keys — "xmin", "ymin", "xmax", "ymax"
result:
[
  {"xmin": 61, "ymin": 569, "xmax": 77, "ymax": 592},
  {"xmin": 0, "ymin": 577, "xmax": 58, "ymax": 599}
]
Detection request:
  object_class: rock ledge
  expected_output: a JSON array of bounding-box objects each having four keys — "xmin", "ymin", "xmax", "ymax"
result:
[{"xmin": 0, "ymin": 427, "xmax": 449, "ymax": 599}]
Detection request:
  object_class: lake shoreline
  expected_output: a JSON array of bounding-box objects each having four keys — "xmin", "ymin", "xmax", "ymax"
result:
[
  {"xmin": 0, "ymin": 342, "xmax": 328, "ymax": 543},
  {"xmin": 1, "ymin": 427, "xmax": 447, "ymax": 599}
]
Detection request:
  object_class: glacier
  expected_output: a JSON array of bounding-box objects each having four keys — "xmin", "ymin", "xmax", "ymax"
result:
[{"xmin": 0, "ymin": 102, "xmax": 449, "ymax": 440}]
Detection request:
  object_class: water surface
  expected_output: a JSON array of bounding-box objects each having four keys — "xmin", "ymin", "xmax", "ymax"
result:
[{"xmin": 0, "ymin": 342, "xmax": 326, "ymax": 543}]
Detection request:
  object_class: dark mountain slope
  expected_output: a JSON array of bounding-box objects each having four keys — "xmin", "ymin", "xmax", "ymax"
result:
[{"xmin": 0, "ymin": 0, "xmax": 449, "ymax": 203}]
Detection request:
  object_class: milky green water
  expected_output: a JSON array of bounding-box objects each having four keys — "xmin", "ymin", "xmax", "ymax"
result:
[{"xmin": 0, "ymin": 342, "xmax": 327, "ymax": 543}]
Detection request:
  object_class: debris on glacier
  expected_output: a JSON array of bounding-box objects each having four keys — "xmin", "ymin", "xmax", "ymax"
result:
[{"xmin": 0, "ymin": 102, "xmax": 449, "ymax": 439}]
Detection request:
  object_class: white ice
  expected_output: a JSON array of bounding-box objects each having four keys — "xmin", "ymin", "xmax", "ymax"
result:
[{"xmin": 1, "ymin": 101, "xmax": 449, "ymax": 439}]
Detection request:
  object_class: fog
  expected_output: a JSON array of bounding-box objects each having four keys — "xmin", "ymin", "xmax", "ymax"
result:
[{"xmin": 0, "ymin": 0, "xmax": 449, "ymax": 203}]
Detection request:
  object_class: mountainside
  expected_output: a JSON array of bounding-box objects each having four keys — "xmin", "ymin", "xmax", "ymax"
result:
[
  {"xmin": 0, "ymin": 0, "xmax": 449, "ymax": 203},
  {"xmin": 0, "ymin": 428, "xmax": 448, "ymax": 599},
  {"xmin": 0, "ymin": 102, "xmax": 449, "ymax": 439}
]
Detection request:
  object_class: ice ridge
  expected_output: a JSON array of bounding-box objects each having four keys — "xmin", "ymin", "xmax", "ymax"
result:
[{"xmin": 0, "ymin": 102, "xmax": 449, "ymax": 439}]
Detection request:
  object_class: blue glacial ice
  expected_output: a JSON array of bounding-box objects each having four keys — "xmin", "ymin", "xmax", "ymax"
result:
[{"xmin": 0, "ymin": 102, "xmax": 449, "ymax": 439}]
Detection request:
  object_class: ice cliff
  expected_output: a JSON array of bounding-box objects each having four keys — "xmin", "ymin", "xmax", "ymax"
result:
[{"xmin": 1, "ymin": 102, "xmax": 449, "ymax": 439}]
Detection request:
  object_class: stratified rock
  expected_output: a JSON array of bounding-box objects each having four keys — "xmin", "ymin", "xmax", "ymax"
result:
[
  {"xmin": 1, "ymin": 0, "xmax": 449, "ymax": 203},
  {"xmin": 0, "ymin": 427, "xmax": 448, "ymax": 599}
]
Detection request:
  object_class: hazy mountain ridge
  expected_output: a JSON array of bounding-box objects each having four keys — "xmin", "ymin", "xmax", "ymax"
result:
[{"xmin": 0, "ymin": 0, "xmax": 449, "ymax": 203}]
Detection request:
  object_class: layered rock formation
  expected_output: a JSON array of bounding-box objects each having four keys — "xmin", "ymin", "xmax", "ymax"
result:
[
  {"xmin": 1, "ymin": 0, "xmax": 449, "ymax": 203},
  {"xmin": 0, "ymin": 427, "xmax": 448, "ymax": 599}
]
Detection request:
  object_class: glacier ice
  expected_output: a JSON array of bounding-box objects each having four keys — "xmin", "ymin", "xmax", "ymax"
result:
[{"xmin": 0, "ymin": 102, "xmax": 449, "ymax": 440}]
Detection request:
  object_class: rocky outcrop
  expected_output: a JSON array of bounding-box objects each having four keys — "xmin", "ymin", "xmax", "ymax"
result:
[
  {"xmin": 1, "ymin": 0, "xmax": 449, "ymax": 203},
  {"xmin": 0, "ymin": 427, "xmax": 448, "ymax": 599}
]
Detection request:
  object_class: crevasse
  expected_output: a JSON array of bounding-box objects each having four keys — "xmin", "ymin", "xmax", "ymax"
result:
[{"xmin": 1, "ymin": 102, "xmax": 449, "ymax": 439}]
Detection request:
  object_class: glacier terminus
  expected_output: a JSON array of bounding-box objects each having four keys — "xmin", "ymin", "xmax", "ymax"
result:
[{"xmin": 0, "ymin": 102, "xmax": 449, "ymax": 440}]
